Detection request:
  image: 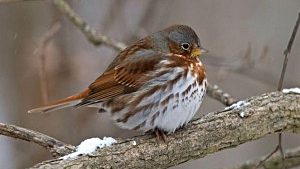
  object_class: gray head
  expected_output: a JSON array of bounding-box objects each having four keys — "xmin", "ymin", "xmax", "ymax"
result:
[{"xmin": 150, "ymin": 25, "xmax": 207, "ymax": 58}]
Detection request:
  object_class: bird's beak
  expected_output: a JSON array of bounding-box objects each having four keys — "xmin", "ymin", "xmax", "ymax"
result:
[
  {"xmin": 191, "ymin": 47, "xmax": 208, "ymax": 57},
  {"xmin": 200, "ymin": 48, "xmax": 208, "ymax": 54}
]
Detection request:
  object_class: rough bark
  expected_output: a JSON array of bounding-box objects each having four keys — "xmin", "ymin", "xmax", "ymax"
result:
[{"xmin": 29, "ymin": 91, "xmax": 300, "ymax": 169}]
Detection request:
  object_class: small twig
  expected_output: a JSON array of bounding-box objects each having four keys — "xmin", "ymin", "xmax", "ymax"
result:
[
  {"xmin": 255, "ymin": 141, "xmax": 281, "ymax": 168},
  {"xmin": 230, "ymin": 146, "xmax": 300, "ymax": 169},
  {"xmin": 206, "ymin": 83, "xmax": 237, "ymax": 106},
  {"xmin": 278, "ymin": 133, "xmax": 285, "ymax": 168},
  {"xmin": 256, "ymin": 12, "xmax": 300, "ymax": 169},
  {"xmin": 53, "ymin": 0, "xmax": 126, "ymax": 50},
  {"xmin": 278, "ymin": 12, "xmax": 300, "ymax": 91},
  {"xmin": 0, "ymin": 122, "xmax": 75, "ymax": 157},
  {"xmin": 35, "ymin": 21, "xmax": 61, "ymax": 104}
]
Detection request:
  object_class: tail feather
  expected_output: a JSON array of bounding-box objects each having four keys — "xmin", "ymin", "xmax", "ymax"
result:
[
  {"xmin": 28, "ymin": 100, "xmax": 81, "ymax": 114},
  {"xmin": 28, "ymin": 88, "xmax": 90, "ymax": 114}
]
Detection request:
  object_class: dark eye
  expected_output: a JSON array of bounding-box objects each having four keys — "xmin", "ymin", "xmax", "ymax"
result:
[{"xmin": 181, "ymin": 43, "xmax": 190, "ymax": 50}]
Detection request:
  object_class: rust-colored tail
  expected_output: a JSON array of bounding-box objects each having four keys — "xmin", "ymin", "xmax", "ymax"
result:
[{"xmin": 28, "ymin": 89, "xmax": 90, "ymax": 114}]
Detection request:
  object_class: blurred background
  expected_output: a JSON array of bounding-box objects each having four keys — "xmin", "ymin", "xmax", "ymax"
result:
[{"xmin": 0, "ymin": 0, "xmax": 299, "ymax": 168}]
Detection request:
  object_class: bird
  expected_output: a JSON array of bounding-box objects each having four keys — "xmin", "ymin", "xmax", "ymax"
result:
[{"xmin": 28, "ymin": 25, "xmax": 208, "ymax": 141}]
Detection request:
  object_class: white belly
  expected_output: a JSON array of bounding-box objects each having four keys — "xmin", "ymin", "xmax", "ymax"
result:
[{"xmin": 153, "ymin": 77, "xmax": 207, "ymax": 133}]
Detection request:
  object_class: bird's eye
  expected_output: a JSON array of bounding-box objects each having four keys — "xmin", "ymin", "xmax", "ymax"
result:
[{"xmin": 181, "ymin": 43, "xmax": 190, "ymax": 50}]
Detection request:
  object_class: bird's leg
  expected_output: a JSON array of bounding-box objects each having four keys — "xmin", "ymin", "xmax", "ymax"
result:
[{"xmin": 154, "ymin": 128, "xmax": 167, "ymax": 142}]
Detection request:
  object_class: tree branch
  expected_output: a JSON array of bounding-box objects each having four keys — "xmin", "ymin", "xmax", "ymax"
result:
[
  {"xmin": 29, "ymin": 91, "xmax": 300, "ymax": 168},
  {"xmin": 0, "ymin": 123, "xmax": 75, "ymax": 157},
  {"xmin": 35, "ymin": 20, "xmax": 61, "ymax": 104},
  {"xmin": 231, "ymin": 147, "xmax": 300, "ymax": 169},
  {"xmin": 207, "ymin": 83, "xmax": 237, "ymax": 106}
]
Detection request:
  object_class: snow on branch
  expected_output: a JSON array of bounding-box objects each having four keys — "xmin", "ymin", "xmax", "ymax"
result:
[{"xmin": 62, "ymin": 137, "xmax": 117, "ymax": 160}]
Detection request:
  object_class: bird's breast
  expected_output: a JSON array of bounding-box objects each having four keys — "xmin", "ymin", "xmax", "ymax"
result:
[{"xmin": 110, "ymin": 64, "xmax": 207, "ymax": 133}]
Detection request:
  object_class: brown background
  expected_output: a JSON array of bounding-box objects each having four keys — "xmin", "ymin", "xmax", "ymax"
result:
[{"xmin": 0, "ymin": 0, "xmax": 299, "ymax": 168}]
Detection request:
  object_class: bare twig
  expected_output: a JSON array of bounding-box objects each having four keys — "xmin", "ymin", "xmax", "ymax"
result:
[
  {"xmin": 35, "ymin": 21, "xmax": 61, "ymax": 104},
  {"xmin": 278, "ymin": 12, "xmax": 300, "ymax": 91},
  {"xmin": 256, "ymin": 143, "xmax": 282, "ymax": 169},
  {"xmin": 53, "ymin": 0, "xmax": 126, "ymax": 50},
  {"xmin": 278, "ymin": 134, "xmax": 285, "ymax": 168},
  {"xmin": 256, "ymin": 12, "xmax": 300, "ymax": 169},
  {"xmin": 30, "ymin": 91, "xmax": 300, "ymax": 168},
  {"xmin": 0, "ymin": 122, "xmax": 75, "ymax": 157},
  {"xmin": 207, "ymin": 83, "xmax": 237, "ymax": 106},
  {"xmin": 230, "ymin": 147, "xmax": 300, "ymax": 169}
]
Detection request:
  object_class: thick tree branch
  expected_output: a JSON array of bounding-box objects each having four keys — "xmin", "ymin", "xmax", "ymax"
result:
[
  {"xmin": 0, "ymin": 123, "xmax": 75, "ymax": 157},
  {"xmin": 29, "ymin": 91, "xmax": 300, "ymax": 168}
]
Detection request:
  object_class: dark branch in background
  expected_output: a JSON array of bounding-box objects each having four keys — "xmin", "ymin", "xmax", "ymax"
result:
[
  {"xmin": 230, "ymin": 147, "xmax": 300, "ymax": 169},
  {"xmin": 35, "ymin": 20, "xmax": 61, "ymax": 104},
  {"xmin": 52, "ymin": 0, "xmax": 236, "ymax": 107},
  {"xmin": 278, "ymin": 12, "xmax": 300, "ymax": 91},
  {"xmin": 0, "ymin": 123, "xmax": 75, "ymax": 157},
  {"xmin": 30, "ymin": 91, "xmax": 300, "ymax": 169},
  {"xmin": 257, "ymin": 12, "xmax": 300, "ymax": 169}
]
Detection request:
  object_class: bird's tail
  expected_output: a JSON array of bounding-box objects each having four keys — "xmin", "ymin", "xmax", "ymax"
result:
[{"xmin": 28, "ymin": 88, "xmax": 90, "ymax": 114}]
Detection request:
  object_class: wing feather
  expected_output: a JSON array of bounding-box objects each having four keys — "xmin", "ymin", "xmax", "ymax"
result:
[{"xmin": 78, "ymin": 50, "xmax": 166, "ymax": 106}]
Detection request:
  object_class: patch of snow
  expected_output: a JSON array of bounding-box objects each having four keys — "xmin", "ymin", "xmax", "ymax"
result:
[
  {"xmin": 225, "ymin": 101, "xmax": 249, "ymax": 111},
  {"xmin": 239, "ymin": 112, "xmax": 246, "ymax": 118},
  {"xmin": 131, "ymin": 141, "xmax": 137, "ymax": 146},
  {"xmin": 282, "ymin": 88, "xmax": 300, "ymax": 94},
  {"xmin": 62, "ymin": 137, "xmax": 117, "ymax": 160}
]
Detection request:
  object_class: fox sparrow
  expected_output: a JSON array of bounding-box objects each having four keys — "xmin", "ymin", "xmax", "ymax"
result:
[{"xmin": 29, "ymin": 25, "xmax": 208, "ymax": 141}]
